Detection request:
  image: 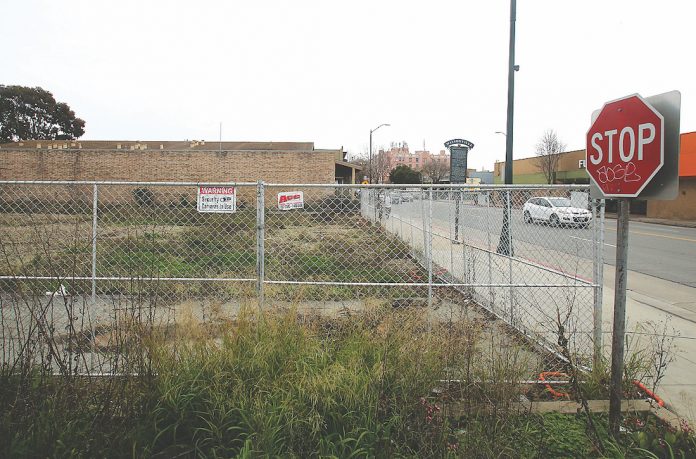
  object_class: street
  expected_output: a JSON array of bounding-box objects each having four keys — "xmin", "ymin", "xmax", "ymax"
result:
[{"xmin": 603, "ymin": 219, "xmax": 696, "ymax": 288}]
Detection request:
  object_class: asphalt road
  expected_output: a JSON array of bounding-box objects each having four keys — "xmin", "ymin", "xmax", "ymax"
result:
[
  {"xmin": 602, "ymin": 219, "xmax": 696, "ymax": 288},
  {"xmin": 390, "ymin": 199, "xmax": 696, "ymax": 287}
]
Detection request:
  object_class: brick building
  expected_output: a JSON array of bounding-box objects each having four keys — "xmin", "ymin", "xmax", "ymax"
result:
[
  {"xmin": 377, "ymin": 142, "xmax": 450, "ymax": 182},
  {"xmin": 382, "ymin": 142, "xmax": 449, "ymax": 171},
  {"xmin": 0, "ymin": 139, "xmax": 361, "ymax": 185}
]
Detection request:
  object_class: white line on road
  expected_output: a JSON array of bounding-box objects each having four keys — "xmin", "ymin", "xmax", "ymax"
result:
[{"xmin": 569, "ymin": 235, "xmax": 616, "ymax": 248}]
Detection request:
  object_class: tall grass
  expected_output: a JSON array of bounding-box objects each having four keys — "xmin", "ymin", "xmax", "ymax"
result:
[{"xmin": 2, "ymin": 304, "xmax": 694, "ymax": 457}]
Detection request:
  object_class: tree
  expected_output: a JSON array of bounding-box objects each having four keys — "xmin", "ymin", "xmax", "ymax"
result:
[
  {"xmin": 421, "ymin": 157, "xmax": 449, "ymax": 183},
  {"xmin": 389, "ymin": 165, "xmax": 421, "ymax": 184},
  {"xmin": 534, "ymin": 129, "xmax": 566, "ymax": 184},
  {"xmin": 0, "ymin": 85, "xmax": 86, "ymax": 143}
]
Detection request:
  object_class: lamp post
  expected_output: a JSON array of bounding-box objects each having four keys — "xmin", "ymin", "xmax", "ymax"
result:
[
  {"xmin": 496, "ymin": 0, "xmax": 518, "ymax": 257},
  {"xmin": 369, "ymin": 123, "xmax": 390, "ymax": 184}
]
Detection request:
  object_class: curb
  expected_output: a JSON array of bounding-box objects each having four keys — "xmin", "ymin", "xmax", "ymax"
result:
[{"xmin": 604, "ymin": 214, "xmax": 696, "ymax": 228}]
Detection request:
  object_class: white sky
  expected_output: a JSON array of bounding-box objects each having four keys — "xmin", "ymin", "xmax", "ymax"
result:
[{"xmin": 2, "ymin": 0, "xmax": 695, "ymax": 171}]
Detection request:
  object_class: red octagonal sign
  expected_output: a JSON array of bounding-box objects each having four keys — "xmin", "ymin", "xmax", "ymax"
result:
[{"xmin": 586, "ymin": 94, "xmax": 664, "ymax": 197}]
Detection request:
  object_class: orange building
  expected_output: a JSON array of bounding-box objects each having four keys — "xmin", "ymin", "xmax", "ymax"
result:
[{"xmin": 646, "ymin": 131, "xmax": 696, "ymax": 220}]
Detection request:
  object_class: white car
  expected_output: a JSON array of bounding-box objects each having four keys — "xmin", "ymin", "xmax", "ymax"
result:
[{"xmin": 523, "ymin": 197, "xmax": 592, "ymax": 228}]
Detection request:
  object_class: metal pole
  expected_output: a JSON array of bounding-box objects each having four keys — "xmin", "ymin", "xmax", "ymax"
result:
[
  {"xmin": 504, "ymin": 0, "xmax": 516, "ymax": 185},
  {"xmin": 497, "ymin": 0, "xmax": 517, "ymax": 256},
  {"xmin": 256, "ymin": 181, "xmax": 265, "ymax": 316},
  {"xmin": 91, "ymin": 183, "xmax": 98, "ymax": 305},
  {"xmin": 592, "ymin": 199, "xmax": 605, "ymax": 366},
  {"xmin": 609, "ymin": 198, "xmax": 630, "ymax": 437},
  {"xmin": 427, "ymin": 187, "xmax": 433, "ymax": 309},
  {"xmin": 507, "ymin": 190, "xmax": 514, "ymax": 324},
  {"xmin": 369, "ymin": 130, "xmax": 373, "ymax": 184},
  {"xmin": 421, "ymin": 190, "xmax": 428, "ymax": 266},
  {"xmin": 463, "ymin": 191, "xmax": 469, "ymax": 290},
  {"xmin": 486, "ymin": 191, "xmax": 494, "ymax": 313},
  {"xmin": 454, "ymin": 193, "xmax": 461, "ymax": 242}
]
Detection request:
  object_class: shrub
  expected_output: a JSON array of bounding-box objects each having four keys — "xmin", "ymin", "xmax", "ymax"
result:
[{"xmin": 133, "ymin": 187, "xmax": 155, "ymax": 207}]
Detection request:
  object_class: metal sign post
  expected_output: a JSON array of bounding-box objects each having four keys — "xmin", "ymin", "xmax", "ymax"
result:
[
  {"xmin": 586, "ymin": 91, "xmax": 680, "ymax": 437},
  {"xmin": 609, "ymin": 198, "xmax": 630, "ymax": 435},
  {"xmin": 445, "ymin": 139, "xmax": 474, "ymax": 243}
]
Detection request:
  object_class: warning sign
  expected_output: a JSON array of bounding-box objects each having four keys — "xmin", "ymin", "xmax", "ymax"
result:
[
  {"xmin": 278, "ymin": 191, "xmax": 304, "ymax": 210},
  {"xmin": 197, "ymin": 186, "xmax": 236, "ymax": 213}
]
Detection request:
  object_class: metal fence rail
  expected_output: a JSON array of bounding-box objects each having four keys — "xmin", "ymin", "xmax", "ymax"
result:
[{"xmin": 0, "ymin": 180, "xmax": 604, "ymax": 374}]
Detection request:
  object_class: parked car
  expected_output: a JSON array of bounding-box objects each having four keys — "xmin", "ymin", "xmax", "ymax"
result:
[
  {"xmin": 389, "ymin": 192, "xmax": 402, "ymax": 204},
  {"xmin": 523, "ymin": 197, "xmax": 592, "ymax": 227}
]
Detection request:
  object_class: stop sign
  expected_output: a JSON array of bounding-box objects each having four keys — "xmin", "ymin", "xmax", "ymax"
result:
[{"xmin": 586, "ymin": 94, "xmax": 664, "ymax": 197}]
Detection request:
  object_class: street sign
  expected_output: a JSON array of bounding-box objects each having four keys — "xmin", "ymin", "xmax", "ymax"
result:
[
  {"xmin": 445, "ymin": 139, "xmax": 475, "ymax": 184},
  {"xmin": 586, "ymin": 94, "xmax": 664, "ymax": 198},
  {"xmin": 197, "ymin": 186, "xmax": 236, "ymax": 213},
  {"xmin": 590, "ymin": 91, "xmax": 681, "ymax": 437},
  {"xmin": 278, "ymin": 191, "xmax": 304, "ymax": 210},
  {"xmin": 444, "ymin": 139, "xmax": 475, "ymax": 243}
]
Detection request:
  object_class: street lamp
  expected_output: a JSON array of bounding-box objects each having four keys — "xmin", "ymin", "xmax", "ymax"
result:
[
  {"xmin": 496, "ymin": 0, "xmax": 518, "ymax": 257},
  {"xmin": 369, "ymin": 123, "xmax": 390, "ymax": 184}
]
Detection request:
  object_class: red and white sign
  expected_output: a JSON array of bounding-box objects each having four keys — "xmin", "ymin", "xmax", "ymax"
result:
[
  {"xmin": 197, "ymin": 186, "xmax": 236, "ymax": 213},
  {"xmin": 277, "ymin": 191, "xmax": 304, "ymax": 210},
  {"xmin": 586, "ymin": 94, "xmax": 664, "ymax": 197}
]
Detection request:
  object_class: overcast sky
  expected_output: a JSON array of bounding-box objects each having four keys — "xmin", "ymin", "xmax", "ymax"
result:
[{"xmin": 3, "ymin": 0, "xmax": 695, "ymax": 170}]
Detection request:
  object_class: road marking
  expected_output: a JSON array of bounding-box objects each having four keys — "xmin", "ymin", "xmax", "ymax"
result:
[
  {"xmin": 569, "ymin": 235, "xmax": 616, "ymax": 248},
  {"xmin": 630, "ymin": 230, "xmax": 696, "ymax": 243}
]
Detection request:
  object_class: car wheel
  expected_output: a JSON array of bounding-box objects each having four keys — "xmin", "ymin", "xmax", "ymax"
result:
[
  {"xmin": 524, "ymin": 211, "xmax": 532, "ymax": 224},
  {"xmin": 550, "ymin": 213, "xmax": 560, "ymax": 227}
]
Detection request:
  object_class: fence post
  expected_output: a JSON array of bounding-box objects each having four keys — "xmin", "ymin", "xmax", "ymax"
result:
[
  {"xmin": 91, "ymin": 183, "xmax": 98, "ymax": 305},
  {"xmin": 507, "ymin": 190, "xmax": 514, "ymax": 325},
  {"xmin": 461, "ymin": 189, "xmax": 468, "ymax": 288},
  {"xmin": 256, "ymin": 181, "xmax": 265, "ymax": 315},
  {"xmin": 593, "ymin": 198, "xmax": 606, "ymax": 366},
  {"xmin": 427, "ymin": 187, "xmax": 433, "ymax": 309},
  {"xmin": 486, "ymin": 191, "xmax": 494, "ymax": 313},
  {"xmin": 420, "ymin": 190, "xmax": 428, "ymax": 265}
]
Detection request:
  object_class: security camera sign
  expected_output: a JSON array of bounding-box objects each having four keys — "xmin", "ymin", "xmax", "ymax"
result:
[
  {"xmin": 197, "ymin": 186, "xmax": 236, "ymax": 213},
  {"xmin": 278, "ymin": 191, "xmax": 304, "ymax": 210}
]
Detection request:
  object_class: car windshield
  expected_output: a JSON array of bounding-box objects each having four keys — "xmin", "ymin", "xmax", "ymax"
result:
[{"xmin": 548, "ymin": 198, "xmax": 572, "ymax": 207}]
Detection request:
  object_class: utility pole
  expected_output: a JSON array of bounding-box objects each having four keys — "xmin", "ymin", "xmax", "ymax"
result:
[{"xmin": 497, "ymin": 0, "xmax": 518, "ymax": 256}]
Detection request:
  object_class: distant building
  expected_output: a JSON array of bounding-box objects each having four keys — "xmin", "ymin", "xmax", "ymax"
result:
[
  {"xmin": 468, "ymin": 170, "xmax": 494, "ymax": 184},
  {"xmin": 0, "ymin": 139, "xmax": 362, "ymax": 185},
  {"xmin": 492, "ymin": 131, "xmax": 696, "ymax": 221},
  {"xmin": 378, "ymin": 142, "xmax": 450, "ymax": 182}
]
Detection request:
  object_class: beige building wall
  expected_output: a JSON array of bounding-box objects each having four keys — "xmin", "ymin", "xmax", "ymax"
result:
[
  {"xmin": 647, "ymin": 178, "xmax": 696, "ymax": 220},
  {"xmin": 0, "ymin": 146, "xmax": 338, "ymax": 205}
]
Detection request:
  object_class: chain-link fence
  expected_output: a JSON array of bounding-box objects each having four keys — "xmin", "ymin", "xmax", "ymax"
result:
[
  {"xmin": 359, "ymin": 185, "xmax": 604, "ymax": 363},
  {"xmin": 0, "ymin": 180, "xmax": 604, "ymax": 375}
]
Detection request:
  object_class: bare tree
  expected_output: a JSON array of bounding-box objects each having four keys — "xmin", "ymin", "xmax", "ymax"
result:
[
  {"xmin": 375, "ymin": 148, "xmax": 393, "ymax": 183},
  {"xmin": 534, "ymin": 130, "xmax": 566, "ymax": 184},
  {"xmin": 421, "ymin": 158, "xmax": 449, "ymax": 183}
]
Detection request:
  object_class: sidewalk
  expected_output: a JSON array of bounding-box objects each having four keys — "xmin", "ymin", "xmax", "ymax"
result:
[
  {"xmin": 602, "ymin": 268, "xmax": 696, "ymax": 423},
  {"xmin": 604, "ymin": 213, "xmax": 696, "ymax": 228}
]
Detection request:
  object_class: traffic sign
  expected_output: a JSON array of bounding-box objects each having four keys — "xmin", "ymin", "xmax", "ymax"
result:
[
  {"xmin": 586, "ymin": 94, "xmax": 664, "ymax": 198},
  {"xmin": 589, "ymin": 91, "xmax": 681, "ymax": 437}
]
